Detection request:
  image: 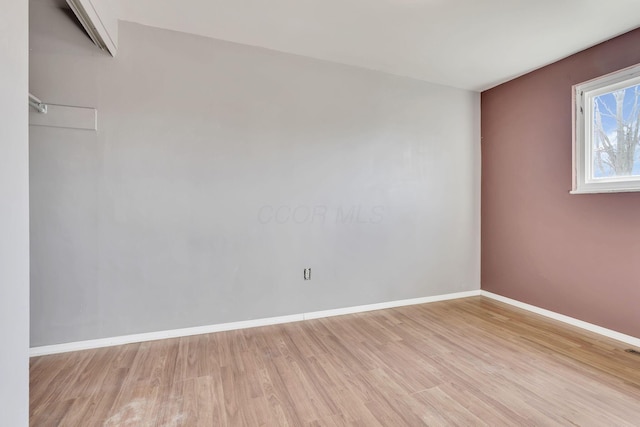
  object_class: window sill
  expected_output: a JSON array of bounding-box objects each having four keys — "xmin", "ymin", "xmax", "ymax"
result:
[{"xmin": 570, "ymin": 186, "xmax": 640, "ymax": 195}]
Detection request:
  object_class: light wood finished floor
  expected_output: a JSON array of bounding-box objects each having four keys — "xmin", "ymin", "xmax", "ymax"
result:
[{"xmin": 30, "ymin": 297, "xmax": 640, "ymax": 426}]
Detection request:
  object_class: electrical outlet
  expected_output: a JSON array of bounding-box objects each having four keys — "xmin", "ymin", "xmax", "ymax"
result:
[{"xmin": 304, "ymin": 268, "xmax": 311, "ymax": 280}]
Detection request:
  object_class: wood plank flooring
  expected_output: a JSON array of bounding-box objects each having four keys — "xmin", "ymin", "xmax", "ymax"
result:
[{"xmin": 30, "ymin": 297, "xmax": 640, "ymax": 426}]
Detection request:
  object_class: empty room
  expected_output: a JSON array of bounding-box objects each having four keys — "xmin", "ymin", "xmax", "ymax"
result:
[{"xmin": 2, "ymin": 0, "xmax": 640, "ymax": 425}]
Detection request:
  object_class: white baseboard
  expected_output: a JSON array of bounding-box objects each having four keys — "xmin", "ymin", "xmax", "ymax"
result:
[
  {"xmin": 481, "ymin": 290, "xmax": 640, "ymax": 349},
  {"xmin": 30, "ymin": 289, "xmax": 481, "ymax": 357},
  {"xmin": 303, "ymin": 290, "xmax": 481, "ymax": 320}
]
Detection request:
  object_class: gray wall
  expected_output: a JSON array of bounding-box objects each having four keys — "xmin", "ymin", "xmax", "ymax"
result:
[
  {"xmin": 30, "ymin": 1, "xmax": 480, "ymax": 346},
  {"xmin": 0, "ymin": 0, "xmax": 30, "ymax": 424}
]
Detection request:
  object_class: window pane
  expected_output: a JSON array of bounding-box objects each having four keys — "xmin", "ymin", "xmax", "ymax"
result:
[{"xmin": 591, "ymin": 83, "xmax": 640, "ymax": 179}]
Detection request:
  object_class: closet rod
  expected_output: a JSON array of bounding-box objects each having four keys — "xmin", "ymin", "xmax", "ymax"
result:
[{"xmin": 29, "ymin": 93, "xmax": 47, "ymax": 114}]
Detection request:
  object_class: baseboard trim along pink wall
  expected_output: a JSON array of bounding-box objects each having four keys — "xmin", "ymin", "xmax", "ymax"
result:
[
  {"xmin": 482, "ymin": 291, "xmax": 640, "ymax": 348},
  {"xmin": 481, "ymin": 27, "xmax": 640, "ymax": 339}
]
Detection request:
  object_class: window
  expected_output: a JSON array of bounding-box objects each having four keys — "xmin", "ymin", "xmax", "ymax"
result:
[{"xmin": 572, "ymin": 64, "xmax": 640, "ymax": 194}]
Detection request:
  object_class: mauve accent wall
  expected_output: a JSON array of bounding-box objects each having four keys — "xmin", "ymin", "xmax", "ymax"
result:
[{"xmin": 482, "ymin": 28, "xmax": 640, "ymax": 339}]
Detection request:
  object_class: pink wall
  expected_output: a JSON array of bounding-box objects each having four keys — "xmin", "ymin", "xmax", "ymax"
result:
[{"xmin": 481, "ymin": 28, "xmax": 640, "ymax": 339}]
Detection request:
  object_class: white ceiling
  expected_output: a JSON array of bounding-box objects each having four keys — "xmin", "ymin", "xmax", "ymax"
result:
[{"xmin": 119, "ymin": 0, "xmax": 640, "ymax": 91}]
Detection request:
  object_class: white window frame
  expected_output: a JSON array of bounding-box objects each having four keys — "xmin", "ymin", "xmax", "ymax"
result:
[{"xmin": 572, "ymin": 63, "xmax": 640, "ymax": 194}]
